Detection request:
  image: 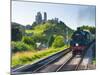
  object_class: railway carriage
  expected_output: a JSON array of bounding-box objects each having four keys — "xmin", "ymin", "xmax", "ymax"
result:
[{"xmin": 70, "ymin": 27, "xmax": 93, "ymax": 56}]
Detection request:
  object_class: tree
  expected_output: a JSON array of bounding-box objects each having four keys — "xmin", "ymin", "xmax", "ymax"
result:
[
  {"xmin": 52, "ymin": 36, "xmax": 65, "ymax": 48},
  {"xmin": 79, "ymin": 25, "xmax": 96, "ymax": 34},
  {"xmin": 11, "ymin": 22, "xmax": 25, "ymax": 41},
  {"xmin": 22, "ymin": 36, "xmax": 37, "ymax": 49}
]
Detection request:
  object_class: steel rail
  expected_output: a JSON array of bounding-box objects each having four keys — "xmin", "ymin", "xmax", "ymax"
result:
[
  {"xmin": 55, "ymin": 56, "xmax": 83, "ymax": 72},
  {"xmin": 32, "ymin": 49, "xmax": 72, "ymax": 72},
  {"xmin": 56, "ymin": 44, "xmax": 91, "ymax": 72},
  {"xmin": 56, "ymin": 56, "xmax": 73, "ymax": 72},
  {"xmin": 12, "ymin": 48, "xmax": 71, "ymax": 74}
]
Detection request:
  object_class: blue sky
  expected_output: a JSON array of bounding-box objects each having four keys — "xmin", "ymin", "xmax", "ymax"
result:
[{"xmin": 12, "ymin": 1, "xmax": 96, "ymax": 30}]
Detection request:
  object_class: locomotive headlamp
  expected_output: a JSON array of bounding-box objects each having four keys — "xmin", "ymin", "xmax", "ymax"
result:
[{"xmin": 76, "ymin": 43, "xmax": 79, "ymax": 46}]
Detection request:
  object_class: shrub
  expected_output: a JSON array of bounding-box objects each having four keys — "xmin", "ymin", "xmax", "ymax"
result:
[
  {"xmin": 11, "ymin": 41, "xmax": 33, "ymax": 52},
  {"xmin": 22, "ymin": 36, "xmax": 37, "ymax": 49},
  {"xmin": 52, "ymin": 35, "xmax": 65, "ymax": 48}
]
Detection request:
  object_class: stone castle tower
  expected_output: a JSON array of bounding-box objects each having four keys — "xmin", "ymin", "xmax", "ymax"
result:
[
  {"xmin": 35, "ymin": 12, "xmax": 47, "ymax": 24},
  {"xmin": 44, "ymin": 12, "xmax": 47, "ymax": 22},
  {"xmin": 35, "ymin": 12, "xmax": 42, "ymax": 24}
]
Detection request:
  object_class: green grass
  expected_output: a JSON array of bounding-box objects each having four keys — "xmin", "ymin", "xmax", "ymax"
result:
[
  {"xmin": 93, "ymin": 58, "xmax": 96, "ymax": 64},
  {"xmin": 93, "ymin": 60, "xmax": 96, "ymax": 64},
  {"xmin": 12, "ymin": 45, "xmax": 69, "ymax": 67}
]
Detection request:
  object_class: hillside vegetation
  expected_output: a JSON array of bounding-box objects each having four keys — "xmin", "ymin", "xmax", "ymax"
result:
[{"xmin": 11, "ymin": 20, "xmax": 74, "ymax": 67}]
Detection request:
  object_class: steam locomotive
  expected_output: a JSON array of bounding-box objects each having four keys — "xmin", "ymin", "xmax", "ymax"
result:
[{"xmin": 70, "ymin": 27, "xmax": 93, "ymax": 56}]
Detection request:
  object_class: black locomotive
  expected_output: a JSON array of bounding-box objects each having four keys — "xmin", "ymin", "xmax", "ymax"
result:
[{"xmin": 70, "ymin": 27, "xmax": 93, "ymax": 56}]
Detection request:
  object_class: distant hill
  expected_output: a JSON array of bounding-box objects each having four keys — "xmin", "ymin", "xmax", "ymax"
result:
[
  {"xmin": 11, "ymin": 22, "xmax": 25, "ymax": 29},
  {"xmin": 32, "ymin": 20, "xmax": 74, "ymax": 37},
  {"xmin": 11, "ymin": 20, "xmax": 74, "ymax": 47},
  {"xmin": 31, "ymin": 20, "xmax": 74, "ymax": 46}
]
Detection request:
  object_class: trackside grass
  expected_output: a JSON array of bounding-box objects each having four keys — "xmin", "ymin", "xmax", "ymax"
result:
[
  {"xmin": 12, "ymin": 45, "xmax": 69, "ymax": 68},
  {"xmin": 93, "ymin": 58, "xmax": 96, "ymax": 64}
]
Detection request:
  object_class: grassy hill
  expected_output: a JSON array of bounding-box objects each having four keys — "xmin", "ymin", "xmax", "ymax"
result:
[
  {"xmin": 11, "ymin": 20, "xmax": 74, "ymax": 67},
  {"xmin": 26, "ymin": 20, "xmax": 74, "ymax": 47}
]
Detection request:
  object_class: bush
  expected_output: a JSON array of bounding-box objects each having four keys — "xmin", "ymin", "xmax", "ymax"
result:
[
  {"xmin": 22, "ymin": 36, "xmax": 37, "ymax": 49},
  {"xmin": 11, "ymin": 41, "xmax": 33, "ymax": 52},
  {"xmin": 52, "ymin": 35, "xmax": 65, "ymax": 48}
]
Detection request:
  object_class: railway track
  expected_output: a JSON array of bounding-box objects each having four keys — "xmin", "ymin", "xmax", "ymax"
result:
[
  {"xmin": 55, "ymin": 43, "xmax": 93, "ymax": 72},
  {"xmin": 12, "ymin": 48, "xmax": 72, "ymax": 74},
  {"xmin": 55, "ymin": 55, "xmax": 83, "ymax": 72},
  {"xmin": 12, "ymin": 42, "xmax": 93, "ymax": 74},
  {"xmin": 37, "ymin": 44, "xmax": 91, "ymax": 73},
  {"xmin": 38, "ymin": 55, "xmax": 84, "ymax": 73}
]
